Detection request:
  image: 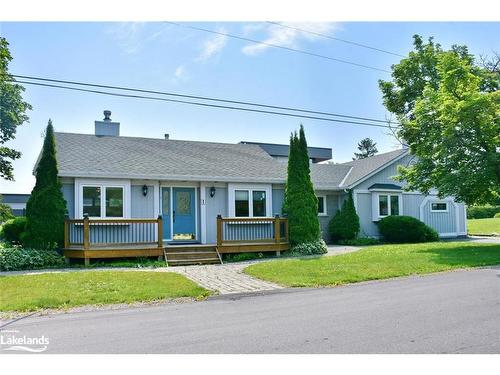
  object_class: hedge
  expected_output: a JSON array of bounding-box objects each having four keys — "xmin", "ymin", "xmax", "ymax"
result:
[
  {"xmin": 378, "ymin": 216, "xmax": 439, "ymax": 243},
  {"xmin": 467, "ymin": 206, "xmax": 500, "ymax": 219},
  {"xmin": 0, "ymin": 247, "xmax": 65, "ymax": 271}
]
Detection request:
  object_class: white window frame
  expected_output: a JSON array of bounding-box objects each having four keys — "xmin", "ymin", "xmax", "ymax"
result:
[
  {"xmin": 430, "ymin": 201, "xmax": 449, "ymax": 213},
  {"xmin": 371, "ymin": 192, "xmax": 402, "ymax": 221},
  {"xmin": 228, "ymin": 183, "xmax": 273, "ymax": 218},
  {"xmin": 317, "ymin": 195, "xmax": 327, "ymax": 216},
  {"xmin": 75, "ymin": 178, "xmax": 131, "ymax": 219}
]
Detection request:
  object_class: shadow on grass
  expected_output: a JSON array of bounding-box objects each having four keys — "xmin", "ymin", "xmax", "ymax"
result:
[{"xmin": 416, "ymin": 244, "xmax": 500, "ymax": 267}]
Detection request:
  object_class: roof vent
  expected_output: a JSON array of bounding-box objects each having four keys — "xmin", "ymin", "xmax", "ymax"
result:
[
  {"xmin": 95, "ymin": 110, "xmax": 120, "ymax": 137},
  {"xmin": 103, "ymin": 110, "xmax": 112, "ymax": 121}
]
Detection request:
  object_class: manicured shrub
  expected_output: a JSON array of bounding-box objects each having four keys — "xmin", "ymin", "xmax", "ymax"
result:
[
  {"xmin": 0, "ymin": 196, "xmax": 14, "ymax": 224},
  {"xmin": 467, "ymin": 205, "xmax": 500, "ymax": 219},
  {"xmin": 378, "ymin": 215, "xmax": 439, "ymax": 243},
  {"xmin": 283, "ymin": 125, "xmax": 321, "ymax": 247},
  {"xmin": 494, "ymin": 213, "xmax": 500, "ymax": 218},
  {"xmin": 290, "ymin": 239, "xmax": 328, "ymax": 256},
  {"xmin": 339, "ymin": 237, "xmax": 380, "ymax": 246},
  {"xmin": 23, "ymin": 121, "xmax": 67, "ymax": 249},
  {"xmin": 328, "ymin": 191, "xmax": 360, "ymax": 242},
  {"xmin": 0, "ymin": 246, "xmax": 65, "ymax": 271},
  {"xmin": 0, "ymin": 217, "xmax": 27, "ymax": 244}
]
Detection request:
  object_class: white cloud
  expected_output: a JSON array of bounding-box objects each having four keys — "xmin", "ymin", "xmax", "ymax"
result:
[
  {"xmin": 108, "ymin": 22, "xmax": 168, "ymax": 55},
  {"xmin": 174, "ymin": 65, "xmax": 187, "ymax": 79},
  {"xmin": 242, "ymin": 22, "xmax": 339, "ymax": 56},
  {"xmin": 196, "ymin": 27, "xmax": 228, "ymax": 61}
]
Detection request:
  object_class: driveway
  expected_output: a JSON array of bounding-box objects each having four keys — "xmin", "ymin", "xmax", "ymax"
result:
[{"xmin": 2, "ymin": 267, "xmax": 499, "ymax": 354}]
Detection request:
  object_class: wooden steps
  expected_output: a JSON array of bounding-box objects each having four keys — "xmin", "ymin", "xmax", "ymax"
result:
[{"xmin": 164, "ymin": 244, "xmax": 222, "ymax": 266}]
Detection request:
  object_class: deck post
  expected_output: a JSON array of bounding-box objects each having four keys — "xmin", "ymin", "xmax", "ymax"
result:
[
  {"xmin": 216, "ymin": 214, "xmax": 223, "ymax": 247},
  {"xmin": 274, "ymin": 214, "xmax": 281, "ymax": 244},
  {"xmin": 64, "ymin": 215, "xmax": 69, "ymax": 249},
  {"xmin": 157, "ymin": 215, "xmax": 163, "ymax": 248},
  {"xmin": 83, "ymin": 214, "xmax": 90, "ymax": 250}
]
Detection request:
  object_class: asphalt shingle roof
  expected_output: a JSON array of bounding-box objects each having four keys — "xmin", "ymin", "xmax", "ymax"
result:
[
  {"xmin": 339, "ymin": 149, "xmax": 408, "ymax": 187},
  {"xmin": 54, "ymin": 132, "xmax": 408, "ymax": 189}
]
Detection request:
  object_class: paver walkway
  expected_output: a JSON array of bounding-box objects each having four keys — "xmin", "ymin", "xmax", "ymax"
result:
[
  {"xmin": 165, "ymin": 245, "xmax": 360, "ymax": 294},
  {"xmin": 167, "ymin": 263, "xmax": 283, "ymax": 294}
]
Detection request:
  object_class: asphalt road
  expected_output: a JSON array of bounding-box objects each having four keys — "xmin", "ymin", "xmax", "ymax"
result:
[{"xmin": 3, "ymin": 267, "xmax": 500, "ymax": 354}]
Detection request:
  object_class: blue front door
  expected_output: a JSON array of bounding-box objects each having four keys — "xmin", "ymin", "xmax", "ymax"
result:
[{"xmin": 172, "ymin": 187, "xmax": 196, "ymax": 241}]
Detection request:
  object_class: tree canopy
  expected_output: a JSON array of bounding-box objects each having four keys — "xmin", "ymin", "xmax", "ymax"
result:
[
  {"xmin": 379, "ymin": 35, "xmax": 500, "ymax": 205},
  {"xmin": 353, "ymin": 137, "xmax": 378, "ymax": 160},
  {"xmin": 0, "ymin": 37, "xmax": 32, "ymax": 180}
]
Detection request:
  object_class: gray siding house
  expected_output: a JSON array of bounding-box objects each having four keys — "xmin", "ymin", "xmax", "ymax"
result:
[
  {"xmin": 1, "ymin": 194, "xmax": 30, "ymax": 217},
  {"xmin": 52, "ymin": 112, "xmax": 467, "ymax": 249}
]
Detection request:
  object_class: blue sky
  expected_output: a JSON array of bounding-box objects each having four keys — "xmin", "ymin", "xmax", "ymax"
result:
[{"xmin": 1, "ymin": 22, "xmax": 499, "ymax": 193}]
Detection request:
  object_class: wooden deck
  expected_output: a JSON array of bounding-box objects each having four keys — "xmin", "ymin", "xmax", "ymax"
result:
[{"xmin": 63, "ymin": 215, "xmax": 289, "ymax": 265}]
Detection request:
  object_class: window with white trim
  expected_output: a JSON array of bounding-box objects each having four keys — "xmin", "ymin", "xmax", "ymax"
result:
[
  {"xmin": 378, "ymin": 194, "xmax": 400, "ymax": 217},
  {"xmin": 317, "ymin": 195, "xmax": 327, "ymax": 216},
  {"xmin": 228, "ymin": 184, "xmax": 272, "ymax": 218},
  {"xmin": 81, "ymin": 185, "xmax": 124, "ymax": 218},
  {"xmin": 430, "ymin": 202, "xmax": 448, "ymax": 212}
]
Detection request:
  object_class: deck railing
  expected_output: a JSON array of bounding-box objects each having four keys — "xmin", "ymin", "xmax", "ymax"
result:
[
  {"xmin": 64, "ymin": 215, "xmax": 164, "ymax": 249},
  {"xmin": 216, "ymin": 215, "xmax": 288, "ymax": 247}
]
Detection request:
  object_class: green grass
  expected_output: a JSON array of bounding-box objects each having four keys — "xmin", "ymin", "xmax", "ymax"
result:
[
  {"xmin": 467, "ymin": 218, "xmax": 500, "ymax": 236},
  {"xmin": 244, "ymin": 242, "xmax": 500, "ymax": 287},
  {"xmin": 0, "ymin": 271, "xmax": 210, "ymax": 312}
]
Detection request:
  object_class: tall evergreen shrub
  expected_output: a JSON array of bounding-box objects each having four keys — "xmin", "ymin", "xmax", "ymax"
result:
[
  {"xmin": 284, "ymin": 125, "xmax": 321, "ymax": 245},
  {"xmin": 23, "ymin": 120, "xmax": 67, "ymax": 249},
  {"xmin": 328, "ymin": 191, "xmax": 360, "ymax": 242}
]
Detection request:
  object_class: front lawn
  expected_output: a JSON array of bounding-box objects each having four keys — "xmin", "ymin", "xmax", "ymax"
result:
[
  {"xmin": 244, "ymin": 242, "xmax": 500, "ymax": 287},
  {"xmin": 467, "ymin": 218, "xmax": 500, "ymax": 236},
  {"xmin": 0, "ymin": 271, "xmax": 210, "ymax": 312}
]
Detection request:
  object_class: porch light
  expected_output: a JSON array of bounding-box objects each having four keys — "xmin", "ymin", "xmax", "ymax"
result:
[
  {"xmin": 142, "ymin": 185, "xmax": 148, "ymax": 197},
  {"xmin": 210, "ymin": 186, "xmax": 216, "ymax": 197}
]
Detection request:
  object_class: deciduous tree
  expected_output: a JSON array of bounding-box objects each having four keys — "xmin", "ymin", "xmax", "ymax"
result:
[
  {"xmin": 0, "ymin": 37, "xmax": 32, "ymax": 180},
  {"xmin": 379, "ymin": 35, "xmax": 500, "ymax": 205}
]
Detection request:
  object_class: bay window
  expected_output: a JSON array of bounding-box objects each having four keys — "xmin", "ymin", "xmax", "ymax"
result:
[{"xmin": 373, "ymin": 192, "xmax": 401, "ymax": 220}]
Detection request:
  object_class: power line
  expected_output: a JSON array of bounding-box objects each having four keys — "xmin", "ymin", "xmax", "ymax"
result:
[
  {"xmin": 165, "ymin": 22, "xmax": 391, "ymax": 74},
  {"xmin": 267, "ymin": 22, "xmax": 406, "ymax": 58},
  {"xmin": 15, "ymin": 80, "xmax": 397, "ymax": 130},
  {"xmin": 12, "ymin": 74, "xmax": 399, "ymax": 125}
]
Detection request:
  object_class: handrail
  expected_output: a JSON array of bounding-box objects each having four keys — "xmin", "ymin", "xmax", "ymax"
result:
[
  {"xmin": 64, "ymin": 215, "xmax": 164, "ymax": 250},
  {"xmin": 216, "ymin": 214, "xmax": 288, "ymax": 246}
]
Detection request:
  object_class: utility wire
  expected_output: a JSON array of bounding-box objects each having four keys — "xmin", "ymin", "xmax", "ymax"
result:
[
  {"xmin": 164, "ymin": 22, "xmax": 391, "ymax": 74},
  {"xmin": 267, "ymin": 22, "xmax": 406, "ymax": 58},
  {"xmin": 15, "ymin": 80, "xmax": 398, "ymax": 129},
  {"xmin": 13, "ymin": 74, "xmax": 399, "ymax": 125}
]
